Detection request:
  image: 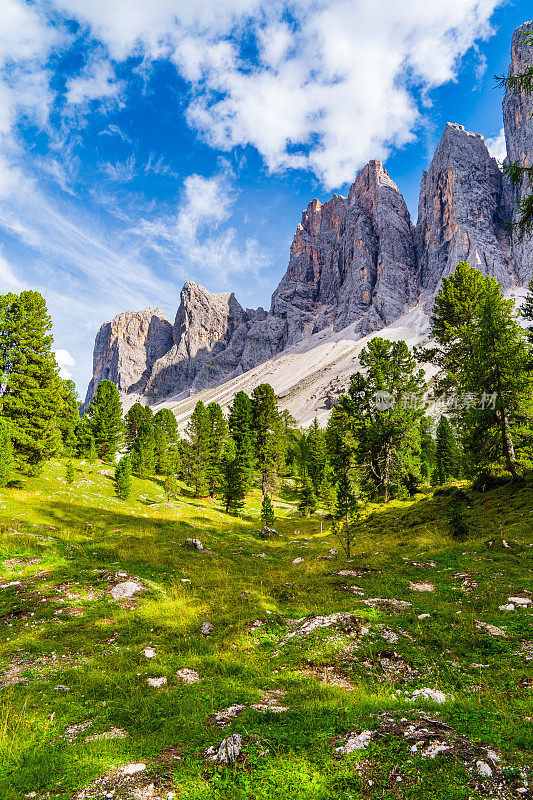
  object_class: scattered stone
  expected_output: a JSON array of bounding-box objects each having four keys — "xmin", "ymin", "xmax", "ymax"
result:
[
  {"xmin": 276, "ymin": 612, "xmax": 364, "ymax": 651},
  {"xmin": 508, "ymin": 596, "xmax": 532, "ymax": 607},
  {"xmin": 111, "ymin": 581, "xmax": 143, "ymax": 601},
  {"xmin": 336, "ymin": 567, "xmax": 379, "ymax": 578},
  {"xmin": 206, "ymin": 733, "xmax": 243, "ymax": 765},
  {"xmin": 329, "ymin": 549, "xmax": 338, "ymax": 555},
  {"xmin": 409, "ymin": 687, "xmax": 447, "ymax": 704},
  {"xmin": 475, "ymin": 620, "xmax": 506, "ymax": 637},
  {"xmin": 63, "ymin": 719, "xmax": 94, "ymax": 742},
  {"xmin": 418, "ymin": 613, "xmax": 431, "ymax": 620},
  {"xmin": 175, "ymin": 668, "xmax": 200, "ymax": 684},
  {"xmin": 85, "ymin": 727, "xmax": 128, "ymax": 743},
  {"xmin": 476, "ymin": 760, "xmax": 493, "ymax": 777},
  {"xmin": 147, "ymin": 677, "xmax": 167, "ymax": 688},
  {"xmin": 499, "ymin": 603, "xmax": 515, "ymax": 611},
  {"xmin": 251, "ymin": 689, "xmax": 288, "ymax": 713},
  {"xmin": 201, "ymin": 621, "xmax": 213, "ymax": 637},
  {"xmin": 409, "ymin": 581, "xmax": 435, "ymax": 592},
  {"xmin": 259, "ymin": 526, "xmax": 278, "ymax": 539},
  {"xmin": 185, "ymin": 538, "xmax": 204, "ymax": 550},
  {"xmin": 54, "ymin": 685, "xmax": 70, "ymax": 692},
  {"xmin": 362, "ymin": 598, "xmax": 412, "ymax": 614},
  {"xmin": 292, "ymin": 557, "xmax": 304, "ymax": 564},
  {"xmin": 211, "ymin": 705, "xmax": 246, "ymax": 728},
  {"xmin": 247, "ymin": 619, "xmax": 265, "ymax": 632},
  {"xmin": 299, "ymin": 667, "xmax": 355, "ymax": 691},
  {"xmin": 381, "ymin": 628, "xmax": 399, "ymax": 644},
  {"xmin": 335, "ymin": 730, "xmax": 373, "ymax": 754},
  {"xmin": 121, "ymin": 763, "xmax": 146, "ymax": 776},
  {"xmin": 143, "ymin": 646, "xmax": 156, "ymax": 658}
]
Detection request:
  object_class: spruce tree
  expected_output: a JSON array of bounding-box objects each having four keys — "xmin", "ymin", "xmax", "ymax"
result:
[
  {"xmin": 65, "ymin": 459, "xmax": 75, "ymax": 484},
  {"xmin": 131, "ymin": 420, "xmax": 155, "ymax": 478},
  {"xmin": 420, "ymin": 417, "xmax": 436, "ymax": 483},
  {"xmin": 153, "ymin": 409, "xmax": 180, "ymax": 475},
  {"xmin": 251, "ymin": 383, "xmax": 283, "ymax": 496},
  {"xmin": 298, "ymin": 476, "xmax": 317, "ymax": 516},
  {"xmin": 88, "ymin": 380, "xmax": 124, "ymax": 462},
  {"xmin": 260, "ymin": 494, "xmax": 275, "ymax": 527},
  {"xmin": 205, "ymin": 402, "xmax": 228, "ymax": 496},
  {"xmin": 334, "ymin": 473, "xmax": 359, "ymax": 559},
  {"xmin": 221, "ymin": 440, "xmax": 246, "ymax": 514},
  {"xmin": 114, "ymin": 455, "xmax": 132, "ymax": 500},
  {"xmin": 125, "ymin": 403, "xmax": 153, "ymax": 451},
  {"xmin": 0, "ymin": 291, "xmax": 61, "ymax": 473},
  {"xmin": 435, "ymin": 416, "xmax": 461, "ymax": 484},
  {"xmin": 522, "ymin": 275, "xmax": 533, "ymax": 344},
  {"xmin": 307, "ymin": 419, "xmax": 328, "ymax": 494},
  {"xmin": 164, "ymin": 473, "xmax": 178, "ymax": 501},
  {"xmin": 0, "ymin": 419, "xmax": 14, "ymax": 487},
  {"xmin": 187, "ymin": 401, "xmax": 210, "ymax": 497},
  {"xmin": 228, "ymin": 391, "xmax": 254, "ymax": 488},
  {"xmin": 88, "ymin": 436, "xmax": 97, "ymax": 466}
]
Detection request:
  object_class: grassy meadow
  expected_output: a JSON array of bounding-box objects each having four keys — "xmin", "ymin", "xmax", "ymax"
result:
[{"xmin": 0, "ymin": 459, "xmax": 532, "ymax": 799}]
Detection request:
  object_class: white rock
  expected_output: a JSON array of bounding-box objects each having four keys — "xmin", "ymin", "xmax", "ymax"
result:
[
  {"xmin": 201, "ymin": 621, "xmax": 213, "ymax": 637},
  {"xmin": 176, "ymin": 668, "xmax": 200, "ymax": 684},
  {"xmin": 418, "ymin": 613, "xmax": 431, "ymax": 620},
  {"xmin": 147, "ymin": 677, "xmax": 167, "ymax": 688},
  {"xmin": 185, "ymin": 538, "xmax": 204, "ymax": 550},
  {"xmin": 476, "ymin": 760, "xmax": 493, "ymax": 777},
  {"xmin": 508, "ymin": 596, "xmax": 532, "ymax": 607},
  {"xmin": 111, "ymin": 581, "xmax": 142, "ymax": 601},
  {"xmin": 121, "ymin": 763, "xmax": 146, "ymax": 775},
  {"xmin": 499, "ymin": 603, "xmax": 515, "ymax": 611},
  {"xmin": 409, "ymin": 581, "xmax": 435, "ymax": 592},
  {"xmin": 335, "ymin": 730, "xmax": 373, "ymax": 754},
  {"xmin": 143, "ymin": 647, "xmax": 156, "ymax": 659},
  {"xmin": 215, "ymin": 733, "xmax": 243, "ymax": 764},
  {"xmin": 410, "ymin": 687, "xmax": 447, "ymax": 704},
  {"xmin": 292, "ymin": 557, "xmax": 304, "ymax": 564}
]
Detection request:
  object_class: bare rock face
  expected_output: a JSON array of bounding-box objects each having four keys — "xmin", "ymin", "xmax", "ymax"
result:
[
  {"xmin": 503, "ymin": 21, "xmax": 533, "ymax": 284},
  {"xmin": 416, "ymin": 123, "xmax": 514, "ymax": 293},
  {"xmin": 84, "ymin": 308, "xmax": 173, "ymax": 408},
  {"xmin": 271, "ymin": 160, "xmax": 417, "ymax": 344}
]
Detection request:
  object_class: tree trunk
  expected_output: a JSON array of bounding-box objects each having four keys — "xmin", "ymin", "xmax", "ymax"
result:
[
  {"xmin": 383, "ymin": 446, "xmax": 392, "ymax": 502},
  {"xmin": 498, "ymin": 406, "xmax": 519, "ymax": 480},
  {"xmin": 345, "ymin": 511, "xmax": 350, "ymax": 560}
]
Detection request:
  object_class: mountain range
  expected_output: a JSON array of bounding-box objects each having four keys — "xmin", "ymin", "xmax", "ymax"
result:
[{"xmin": 84, "ymin": 22, "xmax": 533, "ymax": 425}]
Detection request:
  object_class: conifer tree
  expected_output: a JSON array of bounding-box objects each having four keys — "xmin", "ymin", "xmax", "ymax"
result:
[
  {"xmin": 522, "ymin": 275, "xmax": 533, "ymax": 344},
  {"xmin": 435, "ymin": 416, "xmax": 461, "ymax": 484},
  {"xmin": 114, "ymin": 455, "xmax": 132, "ymax": 500},
  {"xmin": 260, "ymin": 494, "xmax": 275, "ymax": 527},
  {"xmin": 420, "ymin": 417, "xmax": 436, "ymax": 483},
  {"xmin": 56, "ymin": 379, "xmax": 80, "ymax": 454},
  {"xmin": 187, "ymin": 401, "xmax": 210, "ymax": 496},
  {"xmin": 334, "ymin": 473, "xmax": 358, "ymax": 559},
  {"xmin": 65, "ymin": 459, "xmax": 75, "ymax": 484},
  {"xmin": 251, "ymin": 383, "xmax": 282, "ymax": 496},
  {"xmin": 221, "ymin": 440, "xmax": 246, "ymax": 514},
  {"xmin": 0, "ymin": 419, "xmax": 14, "ymax": 487},
  {"xmin": 131, "ymin": 420, "xmax": 155, "ymax": 478},
  {"xmin": 205, "ymin": 402, "xmax": 228, "ymax": 496},
  {"xmin": 0, "ymin": 291, "xmax": 61, "ymax": 472},
  {"xmin": 164, "ymin": 473, "xmax": 178, "ymax": 501},
  {"xmin": 228, "ymin": 391, "xmax": 254, "ymax": 488},
  {"xmin": 88, "ymin": 436, "xmax": 97, "ymax": 466},
  {"xmin": 88, "ymin": 380, "xmax": 124, "ymax": 462},
  {"xmin": 153, "ymin": 409, "xmax": 180, "ymax": 475},
  {"xmin": 307, "ymin": 419, "xmax": 328, "ymax": 494},
  {"xmin": 125, "ymin": 403, "xmax": 152, "ymax": 451},
  {"xmin": 298, "ymin": 476, "xmax": 317, "ymax": 516}
]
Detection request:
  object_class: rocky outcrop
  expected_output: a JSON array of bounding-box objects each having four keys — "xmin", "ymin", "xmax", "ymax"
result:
[
  {"xmin": 271, "ymin": 160, "xmax": 417, "ymax": 343},
  {"xmin": 503, "ymin": 21, "xmax": 533, "ymax": 284},
  {"xmin": 85, "ymin": 23, "xmax": 533, "ymax": 410},
  {"xmin": 416, "ymin": 123, "xmax": 514, "ymax": 292},
  {"xmin": 84, "ymin": 308, "xmax": 173, "ymax": 407}
]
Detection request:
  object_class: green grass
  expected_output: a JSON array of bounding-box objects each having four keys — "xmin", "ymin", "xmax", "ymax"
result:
[{"xmin": 0, "ymin": 459, "xmax": 532, "ymax": 799}]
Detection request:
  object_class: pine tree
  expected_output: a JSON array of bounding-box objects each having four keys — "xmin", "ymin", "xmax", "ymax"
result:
[
  {"xmin": 221, "ymin": 440, "xmax": 246, "ymax": 514},
  {"xmin": 88, "ymin": 380, "xmax": 123, "ymax": 462},
  {"xmin": 334, "ymin": 473, "xmax": 359, "ymax": 559},
  {"xmin": 420, "ymin": 417, "xmax": 436, "ymax": 483},
  {"xmin": 260, "ymin": 494, "xmax": 275, "ymax": 527},
  {"xmin": 153, "ymin": 409, "xmax": 180, "ymax": 475},
  {"xmin": 187, "ymin": 401, "xmax": 210, "ymax": 497},
  {"xmin": 114, "ymin": 456, "xmax": 132, "ymax": 500},
  {"xmin": 65, "ymin": 459, "xmax": 75, "ymax": 484},
  {"xmin": 307, "ymin": 419, "xmax": 328, "ymax": 494},
  {"xmin": 131, "ymin": 420, "xmax": 155, "ymax": 478},
  {"xmin": 522, "ymin": 275, "xmax": 533, "ymax": 343},
  {"xmin": 298, "ymin": 476, "xmax": 317, "ymax": 516},
  {"xmin": 348, "ymin": 338, "xmax": 426, "ymax": 501},
  {"xmin": 56, "ymin": 379, "xmax": 80, "ymax": 455},
  {"xmin": 164, "ymin": 473, "xmax": 178, "ymax": 501},
  {"xmin": 228, "ymin": 391, "xmax": 254, "ymax": 488},
  {"xmin": 0, "ymin": 291, "xmax": 61, "ymax": 473},
  {"xmin": 205, "ymin": 402, "xmax": 228, "ymax": 496},
  {"xmin": 435, "ymin": 416, "xmax": 461, "ymax": 484},
  {"xmin": 0, "ymin": 419, "xmax": 14, "ymax": 487},
  {"xmin": 251, "ymin": 384, "xmax": 283, "ymax": 496},
  {"xmin": 125, "ymin": 403, "xmax": 153, "ymax": 451}
]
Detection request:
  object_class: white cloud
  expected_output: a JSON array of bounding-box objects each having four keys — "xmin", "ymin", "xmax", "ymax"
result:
[
  {"xmin": 486, "ymin": 127, "xmax": 507, "ymax": 164},
  {"xmin": 0, "ymin": 253, "xmax": 23, "ymax": 292},
  {"xmin": 66, "ymin": 58, "xmax": 123, "ymax": 106},
  {"xmin": 54, "ymin": 348, "xmax": 75, "ymax": 379},
  {"xmin": 50, "ymin": 0, "xmax": 503, "ymax": 188}
]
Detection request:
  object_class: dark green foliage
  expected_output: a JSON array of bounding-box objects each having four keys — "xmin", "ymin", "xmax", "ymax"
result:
[
  {"xmin": 307, "ymin": 419, "xmax": 328, "ymax": 494},
  {"xmin": 88, "ymin": 436, "xmax": 97, "ymax": 465},
  {"xmin": 251, "ymin": 384, "xmax": 283, "ymax": 495},
  {"xmin": 0, "ymin": 418, "xmax": 14, "ymax": 487},
  {"xmin": 187, "ymin": 401, "xmax": 210, "ymax": 497},
  {"xmin": 260, "ymin": 494, "xmax": 275, "ymax": 527},
  {"xmin": 56, "ymin": 379, "xmax": 80, "ymax": 454},
  {"xmin": 435, "ymin": 416, "xmax": 462, "ymax": 484},
  {"xmin": 347, "ymin": 337, "xmax": 427, "ymax": 501},
  {"xmin": 0, "ymin": 291, "xmax": 62, "ymax": 472},
  {"xmin": 334, "ymin": 472, "xmax": 359, "ymax": 558},
  {"xmin": 131, "ymin": 420, "xmax": 155, "ymax": 478},
  {"xmin": 153, "ymin": 409, "xmax": 180, "ymax": 476},
  {"xmin": 419, "ymin": 417, "xmax": 436, "ymax": 483},
  {"xmin": 522, "ymin": 275, "xmax": 533, "ymax": 343},
  {"xmin": 65, "ymin": 460, "xmax": 75, "ymax": 484},
  {"xmin": 297, "ymin": 476, "xmax": 317, "ymax": 516},
  {"xmin": 114, "ymin": 455, "xmax": 132, "ymax": 500},
  {"xmin": 228, "ymin": 391, "xmax": 254, "ymax": 488},
  {"xmin": 125, "ymin": 403, "xmax": 153, "ymax": 451},
  {"xmin": 74, "ymin": 415, "xmax": 93, "ymax": 459},
  {"xmin": 221, "ymin": 440, "xmax": 247, "ymax": 514},
  {"xmin": 449, "ymin": 505, "xmax": 469, "ymax": 540},
  {"xmin": 88, "ymin": 380, "xmax": 124, "ymax": 462},
  {"xmin": 205, "ymin": 402, "xmax": 228, "ymax": 496}
]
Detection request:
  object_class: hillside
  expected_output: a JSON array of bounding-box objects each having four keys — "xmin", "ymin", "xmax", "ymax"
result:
[{"xmin": 1, "ymin": 460, "xmax": 532, "ymax": 799}]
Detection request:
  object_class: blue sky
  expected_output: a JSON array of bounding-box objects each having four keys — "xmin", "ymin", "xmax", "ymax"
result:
[{"xmin": 0, "ymin": 0, "xmax": 530, "ymax": 396}]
